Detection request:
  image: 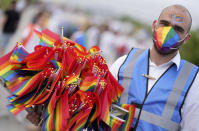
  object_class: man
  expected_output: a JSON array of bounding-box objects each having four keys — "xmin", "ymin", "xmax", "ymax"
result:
[
  {"xmin": 0, "ymin": 1, "xmax": 20, "ymax": 55},
  {"xmin": 110, "ymin": 4, "xmax": 199, "ymax": 131}
]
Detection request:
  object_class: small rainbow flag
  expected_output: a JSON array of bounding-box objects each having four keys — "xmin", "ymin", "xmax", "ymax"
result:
[
  {"xmin": 70, "ymin": 108, "xmax": 92, "ymax": 131},
  {"xmin": 9, "ymin": 45, "xmax": 29, "ymax": 64},
  {"xmin": 7, "ymin": 76, "xmax": 30, "ymax": 93},
  {"xmin": 52, "ymin": 89, "xmax": 69, "ymax": 131},
  {"xmin": 106, "ymin": 71, "xmax": 124, "ymax": 103},
  {"xmin": 85, "ymin": 95, "xmax": 101, "ymax": 127},
  {"xmin": 79, "ymin": 76, "xmax": 97, "ymax": 92},
  {"xmin": 34, "ymin": 76, "xmax": 55, "ymax": 105},
  {"xmin": 64, "ymin": 74, "xmax": 78, "ymax": 85},
  {"xmin": 34, "ymin": 29, "xmax": 60, "ymax": 47},
  {"xmin": 0, "ymin": 51, "xmax": 17, "ymax": 84},
  {"xmin": 7, "ymin": 104, "xmax": 26, "ymax": 116},
  {"xmin": 88, "ymin": 46, "xmax": 100, "ymax": 55},
  {"xmin": 109, "ymin": 114, "xmax": 124, "ymax": 131},
  {"xmin": 49, "ymin": 60, "xmax": 62, "ymax": 70},
  {"xmin": 42, "ymin": 88, "xmax": 59, "ymax": 131},
  {"xmin": 100, "ymin": 88, "xmax": 111, "ymax": 125},
  {"xmin": 120, "ymin": 104, "xmax": 135, "ymax": 131}
]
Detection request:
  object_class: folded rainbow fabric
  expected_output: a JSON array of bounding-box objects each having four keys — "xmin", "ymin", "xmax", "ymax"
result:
[{"xmin": 154, "ymin": 26, "xmax": 180, "ymax": 51}]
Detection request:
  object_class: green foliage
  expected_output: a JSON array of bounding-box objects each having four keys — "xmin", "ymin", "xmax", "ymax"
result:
[
  {"xmin": 0, "ymin": 0, "xmax": 12, "ymax": 10},
  {"xmin": 180, "ymin": 29, "xmax": 199, "ymax": 66},
  {"xmin": 120, "ymin": 16, "xmax": 151, "ymax": 33}
]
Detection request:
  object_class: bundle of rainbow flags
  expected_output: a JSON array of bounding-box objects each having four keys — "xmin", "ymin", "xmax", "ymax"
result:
[{"xmin": 0, "ymin": 29, "xmax": 135, "ymax": 131}]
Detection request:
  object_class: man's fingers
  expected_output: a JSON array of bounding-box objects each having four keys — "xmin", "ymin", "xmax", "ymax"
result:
[
  {"xmin": 33, "ymin": 119, "xmax": 39, "ymax": 126},
  {"xmin": 26, "ymin": 111, "xmax": 41, "ymax": 126}
]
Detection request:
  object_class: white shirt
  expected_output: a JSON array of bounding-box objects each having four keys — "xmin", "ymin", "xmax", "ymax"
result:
[{"xmin": 110, "ymin": 51, "xmax": 199, "ymax": 131}]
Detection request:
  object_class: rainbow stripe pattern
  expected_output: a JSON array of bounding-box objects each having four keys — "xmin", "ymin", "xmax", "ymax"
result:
[
  {"xmin": 9, "ymin": 45, "xmax": 29, "ymax": 64},
  {"xmin": 120, "ymin": 104, "xmax": 135, "ymax": 131},
  {"xmin": 109, "ymin": 115, "xmax": 124, "ymax": 131},
  {"xmin": 155, "ymin": 26, "xmax": 180, "ymax": 51},
  {"xmin": 79, "ymin": 76, "xmax": 97, "ymax": 92}
]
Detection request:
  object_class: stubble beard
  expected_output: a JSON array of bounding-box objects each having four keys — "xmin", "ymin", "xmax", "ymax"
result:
[{"xmin": 153, "ymin": 39, "xmax": 179, "ymax": 56}]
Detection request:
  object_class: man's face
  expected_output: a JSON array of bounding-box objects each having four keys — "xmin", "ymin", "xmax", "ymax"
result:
[
  {"xmin": 151, "ymin": 6, "xmax": 191, "ymax": 55},
  {"xmin": 156, "ymin": 8, "xmax": 190, "ymax": 40}
]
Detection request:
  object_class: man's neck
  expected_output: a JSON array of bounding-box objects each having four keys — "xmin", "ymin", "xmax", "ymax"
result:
[{"xmin": 150, "ymin": 46, "xmax": 178, "ymax": 66}]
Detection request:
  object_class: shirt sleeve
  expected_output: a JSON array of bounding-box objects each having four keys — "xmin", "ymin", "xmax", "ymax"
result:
[
  {"xmin": 180, "ymin": 72, "xmax": 199, "ymax": 130},
  {"xmin": 109, "ymin": 55, "xmax": 127, "ymax": 80}
]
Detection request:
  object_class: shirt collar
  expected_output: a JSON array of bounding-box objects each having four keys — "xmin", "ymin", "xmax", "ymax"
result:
[
  {"xmin": 149, "ymin": 51, "xmax": 181, "ymax": 71},
  {"xmin": 170, "ymin": 51, "xmax": 181, "ymax": 71}
]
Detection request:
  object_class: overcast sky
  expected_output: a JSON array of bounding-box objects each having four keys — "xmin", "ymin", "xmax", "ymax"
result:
[{"xmin": 61, "ymin": 0, "xmax": 199, "ymax": 30}]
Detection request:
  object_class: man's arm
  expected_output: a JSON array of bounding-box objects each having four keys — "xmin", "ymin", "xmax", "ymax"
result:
[{"xmin": 180, "ymin": 72, "xmax": 199, "ymax": 130}]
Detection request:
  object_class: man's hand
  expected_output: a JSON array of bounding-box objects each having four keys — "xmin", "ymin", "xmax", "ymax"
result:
[
  {"xmin": 26, "ymin": 111, "xmax": 41, "ymax": 126},
  {"xmin": 26, "ymin": 106, "xmax": 43, "ymax": 126}
]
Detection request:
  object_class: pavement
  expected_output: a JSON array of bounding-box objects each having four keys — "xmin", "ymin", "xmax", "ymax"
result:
[
  {"xmin": 0, "ymin": 84, "xmax": 27, "ymax": 131},
  {"xmin": 0, "ymin": 115, "xmax": 27, "ymax": 131}
]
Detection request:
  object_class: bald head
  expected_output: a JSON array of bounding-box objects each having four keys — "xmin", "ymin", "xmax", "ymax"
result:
[{"xmin": 159, "ymin": 4, "xmax": 192, "ymax": 33}]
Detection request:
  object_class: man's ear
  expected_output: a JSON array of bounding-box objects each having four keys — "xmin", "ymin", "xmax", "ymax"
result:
[
  {"xmin": 183, "ymin": 33, "xmax": 191, "ymax": 45},
  {"xmin": 152, "ymin": 20, "xmax": 157, "ymax": 32}
]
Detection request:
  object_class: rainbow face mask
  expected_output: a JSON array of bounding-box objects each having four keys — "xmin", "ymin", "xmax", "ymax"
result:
[{"xmin": 154, "ymin": 26, "xmax": 183, "ymax": 52}]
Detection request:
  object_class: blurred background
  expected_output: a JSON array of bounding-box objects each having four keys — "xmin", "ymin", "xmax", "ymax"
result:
[{"xmin": 0, "ymin": 0, "xmax": 199, "ymax": 130}]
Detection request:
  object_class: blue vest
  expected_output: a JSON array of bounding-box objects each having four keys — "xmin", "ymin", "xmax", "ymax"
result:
[{"xmin": 118, "ymin": 48, "xmax": 199, "ymax": 131}]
